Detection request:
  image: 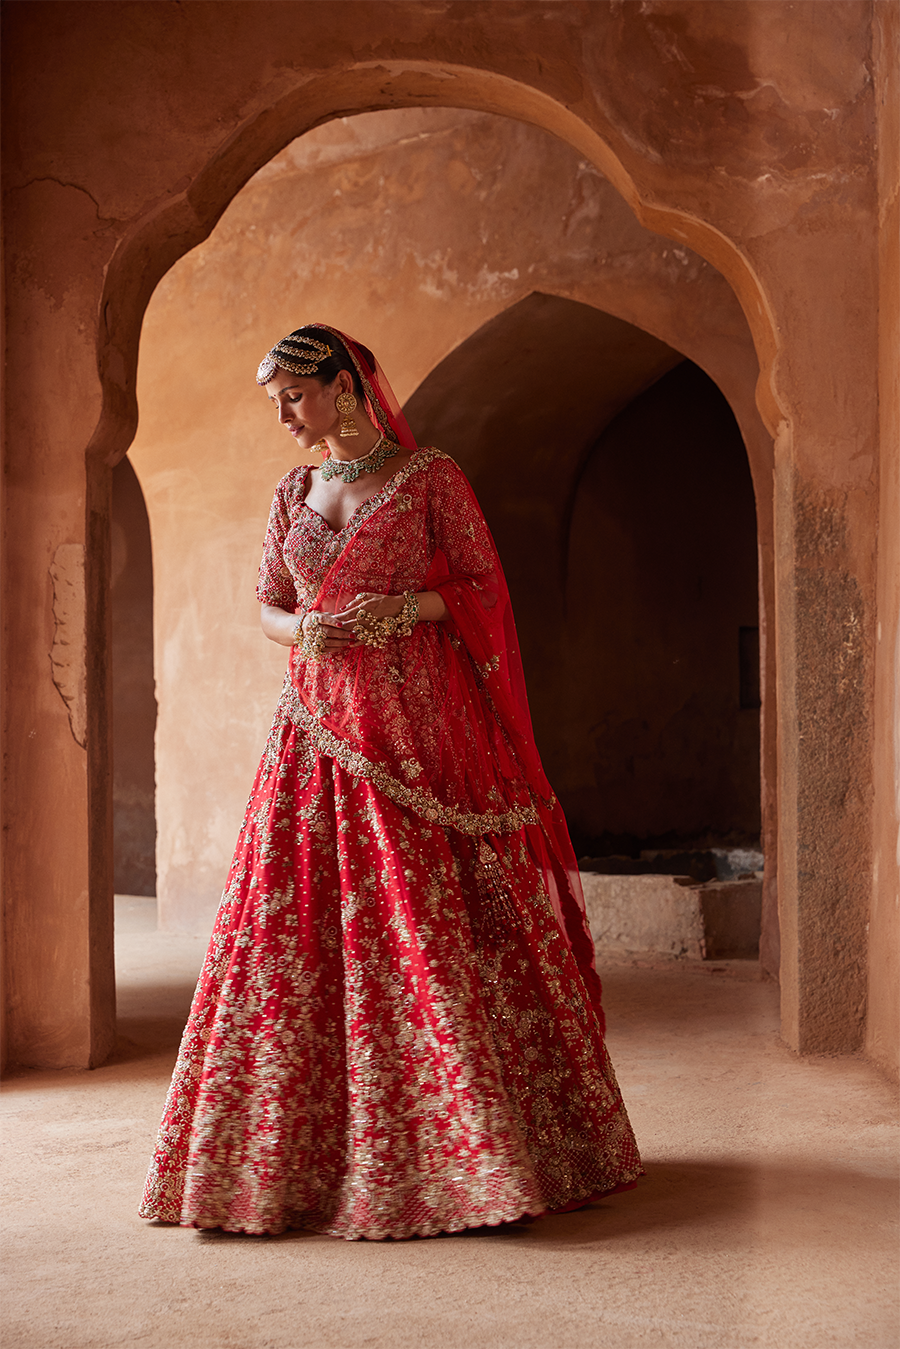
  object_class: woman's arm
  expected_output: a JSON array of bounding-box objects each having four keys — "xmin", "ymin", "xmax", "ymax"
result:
[
  {"xmin": 331, "ymin": 590, "xmax": 448, "ymax": 628},
  {"xmin": 262, "ymin": 604, "xmax": 353, "ymax": 653},
  {"xmin": 261, "ymin": 594, "xmax": 447, "ymax": 653},
  {"xmin": 260, "ymin": 604, "xmax": 302, "ymax": 647}
]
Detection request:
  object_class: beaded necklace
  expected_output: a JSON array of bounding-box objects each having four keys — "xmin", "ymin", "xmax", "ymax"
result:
[{"xmin": 318, "ymin": 434, "xmax": 397, "ymax": 483}]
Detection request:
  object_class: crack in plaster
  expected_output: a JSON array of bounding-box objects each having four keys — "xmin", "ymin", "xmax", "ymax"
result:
[
  {"xmin": 49, "ymin": 544, "xmax": 87, "ymax": 749},
  {"xmin": 12, "ymin": 176, "xmax": 107, "ymax": 221}
]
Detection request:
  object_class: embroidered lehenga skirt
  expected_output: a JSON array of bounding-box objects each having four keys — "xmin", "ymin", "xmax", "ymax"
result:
[{"xmin": 139, "ymin": 448, "xmax": 642, "ymax": 1239}]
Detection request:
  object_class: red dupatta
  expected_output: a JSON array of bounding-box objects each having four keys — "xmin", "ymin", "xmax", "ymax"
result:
[{"xmin": 293, "ymin": 326, "xmax": 602, "ymax": 1013}]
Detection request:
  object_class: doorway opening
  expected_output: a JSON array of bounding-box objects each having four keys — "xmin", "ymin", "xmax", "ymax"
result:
[
  {"xmin": 111, "ymin": 456, "xmax": 157, "ymax": 897},
  {"xmin": 405, "ymin": 295, "xmax": 760, "ymax": 868}
]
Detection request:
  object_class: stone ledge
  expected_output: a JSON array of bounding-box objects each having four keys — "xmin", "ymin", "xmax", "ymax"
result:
[{"xmin": 581, "ymin": 872, "xmax": 762, "ymax": 961}]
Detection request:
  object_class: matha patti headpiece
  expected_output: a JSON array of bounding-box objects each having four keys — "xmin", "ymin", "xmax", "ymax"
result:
[{"xmin": 256, "ymin": 333, "xmax": 333, "ymax": 385}]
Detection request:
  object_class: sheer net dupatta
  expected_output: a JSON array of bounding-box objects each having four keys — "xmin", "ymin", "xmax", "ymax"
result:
[
  {"xmin": 424, "ymin": 492, "xmax": 603, "ymax": 1023},
  {"xmin": 305, "ymin": 322, "xmax": 419, "ymax": 453},
  {"xmin": 295, "ymin": 323, "xmax": 601, "ymax": 1014}
]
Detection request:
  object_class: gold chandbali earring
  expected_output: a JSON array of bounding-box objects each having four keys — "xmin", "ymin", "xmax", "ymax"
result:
[{"xmin": 335, "ymin": 390, "xmax": 359, "ymax": 437}]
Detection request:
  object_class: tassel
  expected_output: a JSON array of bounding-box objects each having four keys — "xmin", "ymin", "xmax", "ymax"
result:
[{"xmin": 474, "ymin": 839, "xmax": 519, "ymax": 933}]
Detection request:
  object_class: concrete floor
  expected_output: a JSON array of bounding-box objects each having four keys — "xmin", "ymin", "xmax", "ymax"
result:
[{"xmin": 1, "ymin": 897, "xmax": 897, "ymax": 1349}]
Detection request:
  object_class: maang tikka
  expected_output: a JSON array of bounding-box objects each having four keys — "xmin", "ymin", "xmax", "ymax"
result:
[{"xmin": 335, "ymin": 390, "xmax": 359, "ymax": 437}]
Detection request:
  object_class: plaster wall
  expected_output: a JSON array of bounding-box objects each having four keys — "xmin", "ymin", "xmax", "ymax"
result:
[
  {"xmin": 130, "ymin": 108, "xmax": 770, "ymax": 934},
  {"xmin": 866, "ymin": 0, "xmax": 900, "ymax": 1081},
  {"xmin": 0, "ymin": 1, "xmax": 893, "ymax": 1073}
]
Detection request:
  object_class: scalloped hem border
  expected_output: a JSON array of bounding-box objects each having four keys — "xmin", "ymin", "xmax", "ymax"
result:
[{"xmin": 140, "ymin": 1172, "xmax": 643, "ymax": 1242}]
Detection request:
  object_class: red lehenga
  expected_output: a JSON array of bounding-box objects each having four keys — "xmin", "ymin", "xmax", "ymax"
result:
[{"xmin": 140, "ymin": 346, "xmax": 641, "ymax": 1242}]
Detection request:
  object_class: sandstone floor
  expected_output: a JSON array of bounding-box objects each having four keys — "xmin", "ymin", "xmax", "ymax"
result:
[{"xmin": 1, "ymin": 896, "xmax": 897, "ymax": 1349}]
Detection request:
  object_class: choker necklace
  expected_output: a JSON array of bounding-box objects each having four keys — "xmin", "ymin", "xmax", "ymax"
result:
[{"xmin": 318, "ymin": 433, "xmax": 398, "ymax": 483}]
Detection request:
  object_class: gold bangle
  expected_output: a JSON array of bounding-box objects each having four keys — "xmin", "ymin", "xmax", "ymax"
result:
[
  {"xmin": 354, "ymin": 591, "xmax": 419, "ymax": 649},
  {"xmin": 294, "ymin": 613, "xmax": 327, "ymax": 660},
  {"xmin": 394, "ymin": 590, "xmax": 419, "ymax": 638}
]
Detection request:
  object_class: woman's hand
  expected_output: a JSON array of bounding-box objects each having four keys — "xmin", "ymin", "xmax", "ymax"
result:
[
  {"xmin": 331, "ymin": 592, "xmax": 406, "ymax": 630},
  {"xmin": 260, "ymin": 604, "xmax": 352, "ymax": 651},
  {"xmin": 299, "ymin": 609, "xmax": 355, "ymax": 654},
  {"xmin": 331, "ymin": 590, "xmax": 448, "ymax": 632},
  {"xmin": 262, "ymin": 592, "xmax": 449, "ymax": 652}
]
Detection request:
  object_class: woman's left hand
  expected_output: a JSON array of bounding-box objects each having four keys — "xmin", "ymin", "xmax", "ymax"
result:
[{"xmin": 331, "ymin": 592, "xmax": 406, "ymax": 634}]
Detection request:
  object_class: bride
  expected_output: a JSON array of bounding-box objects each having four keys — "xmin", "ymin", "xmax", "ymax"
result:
[{"xmin": 140, "ymin": 323, "xmax": 641, "ymax": 1240}]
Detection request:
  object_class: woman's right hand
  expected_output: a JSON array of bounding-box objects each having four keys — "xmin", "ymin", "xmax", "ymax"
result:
[
  {"xmin": 298, "ymin": 610, "xmax": 355, "ymax": 654},
  {"xmin": 260, "ymin": 603, "xmax": 350, "ymax": 651}
]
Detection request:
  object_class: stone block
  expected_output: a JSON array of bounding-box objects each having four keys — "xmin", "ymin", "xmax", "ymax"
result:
[
  {"xmin": 581, "ymin": 873, "xmax": 705, "ymax": 960},
  {"xmin": 580, "ymin": 872, "xmax": 762, "ymax": 960}
]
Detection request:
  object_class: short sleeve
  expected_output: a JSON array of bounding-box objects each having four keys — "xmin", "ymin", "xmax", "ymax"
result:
[{"xmin": 256, "ymin": 478, "xmax": 298, "ymax": 609}]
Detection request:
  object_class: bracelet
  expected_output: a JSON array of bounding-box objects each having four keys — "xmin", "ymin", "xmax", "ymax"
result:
[
  {"xmin": 354, "ymin": 591, "xmax": 419, "ymax": 649},
  {"xmin": 393, "ymin": 590, "xmax": 419, "ymax": 638},
  {"xmin": 293, "ymin": 613, "xmax": 327, "ymax": 661}
]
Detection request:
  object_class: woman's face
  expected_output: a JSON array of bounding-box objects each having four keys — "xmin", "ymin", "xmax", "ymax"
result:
[{"xmin": 264, "ymin": 367, "xmax": 342, "ymax": 447}]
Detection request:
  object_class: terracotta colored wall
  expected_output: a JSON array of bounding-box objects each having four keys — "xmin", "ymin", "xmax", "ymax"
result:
[
  {"xmin": 866, "ymin": 0, "xmax": 900, "ymax": 1081},
  {"xmin": 111, "ymin": 458, "xmax": 156, "ymax": 897},
  {"xmin": 1, "ymin": 1, "xmax": 894, "ymax": 1075},
  {"xmin": 130, "ymin": 108, "xmax": 771, "ymax": 935}
]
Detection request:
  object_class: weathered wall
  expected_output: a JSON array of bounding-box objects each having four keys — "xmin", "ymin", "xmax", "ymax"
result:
[
  {"xmin": 867, "ymin": 0, "xmax": 900, "ymax": 1081},
  {"xmin": 130, "ymin": 108, "xmax": 769, "ymax": 934},
  {"xmin": 1, "ymin": 0, "xmax": 893, "ymax": 1073},
  {"xmin": 111, "ymin": 458, "xmax": 156, "ymax": 897}
]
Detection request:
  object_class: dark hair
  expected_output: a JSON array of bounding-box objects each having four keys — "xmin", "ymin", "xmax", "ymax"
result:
[{"xmin": 292, "ymin": 326, "xmax": 367, "ymax": 399}]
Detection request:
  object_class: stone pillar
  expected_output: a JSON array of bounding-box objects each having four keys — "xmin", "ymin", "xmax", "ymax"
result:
[
  {"xmin": 866, "ymin": 0, "xmax": 900, "ymax": 1079},
  {"xmin": 771, "ymin": 229, "xmax": 879, "ymax": 1055},
  {"xmin": 1, "ymin": 182, "xmax": 117, "ymax": 1069}
]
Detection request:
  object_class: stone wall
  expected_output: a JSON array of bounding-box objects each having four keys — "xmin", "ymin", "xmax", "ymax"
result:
[{"xmin": 1, "ymin": 1, "xmax": 896, "ymax": 1078}]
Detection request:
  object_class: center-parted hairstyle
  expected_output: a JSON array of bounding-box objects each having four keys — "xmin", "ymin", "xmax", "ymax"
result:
[{"xmin": 256, "ymin": 327, "xmax": 366, "ymax": 399}]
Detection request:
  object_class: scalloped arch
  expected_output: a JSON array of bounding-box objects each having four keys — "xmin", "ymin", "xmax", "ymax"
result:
[{"xmin": 88, "ymin": 59, "xmax": 783, "ymax": 469}]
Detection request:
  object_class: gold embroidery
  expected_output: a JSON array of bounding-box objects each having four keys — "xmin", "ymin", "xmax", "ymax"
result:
[
  {"xmin": 281, "ymin": 677, "xmax": 537, "ymax": 838},
  {"xmin": 141, "ymin": 446, "xmax": 643, "ymax": 1241}
]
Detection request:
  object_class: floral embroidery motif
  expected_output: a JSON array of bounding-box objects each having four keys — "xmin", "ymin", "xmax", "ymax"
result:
[{"xmin": 140, "ymin": 447, "xmax": 642, "ymax": 1241}]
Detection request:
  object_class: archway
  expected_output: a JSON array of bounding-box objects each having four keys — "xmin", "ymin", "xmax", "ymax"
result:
[
  {"xmin": 127, "ymin": 110, "xmax": 773, "ymax": 959},
  {"xmin": 6, "ymin": 52, "xmax": 797, "ymax": 1070},
  {"xmin": 405, "ymin": 294, "xmax": 760, "ymax": 860}
]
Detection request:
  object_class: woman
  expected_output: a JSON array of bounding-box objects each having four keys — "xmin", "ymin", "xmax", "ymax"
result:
[{"xmin": 140, "ymin": 324, "xmax": 641, "ymax": 1241}]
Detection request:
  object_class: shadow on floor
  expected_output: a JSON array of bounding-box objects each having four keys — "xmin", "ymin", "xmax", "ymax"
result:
[{"xmin": 185, "ymin": 1155, "xmax": 896, "ymax": 1248}]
